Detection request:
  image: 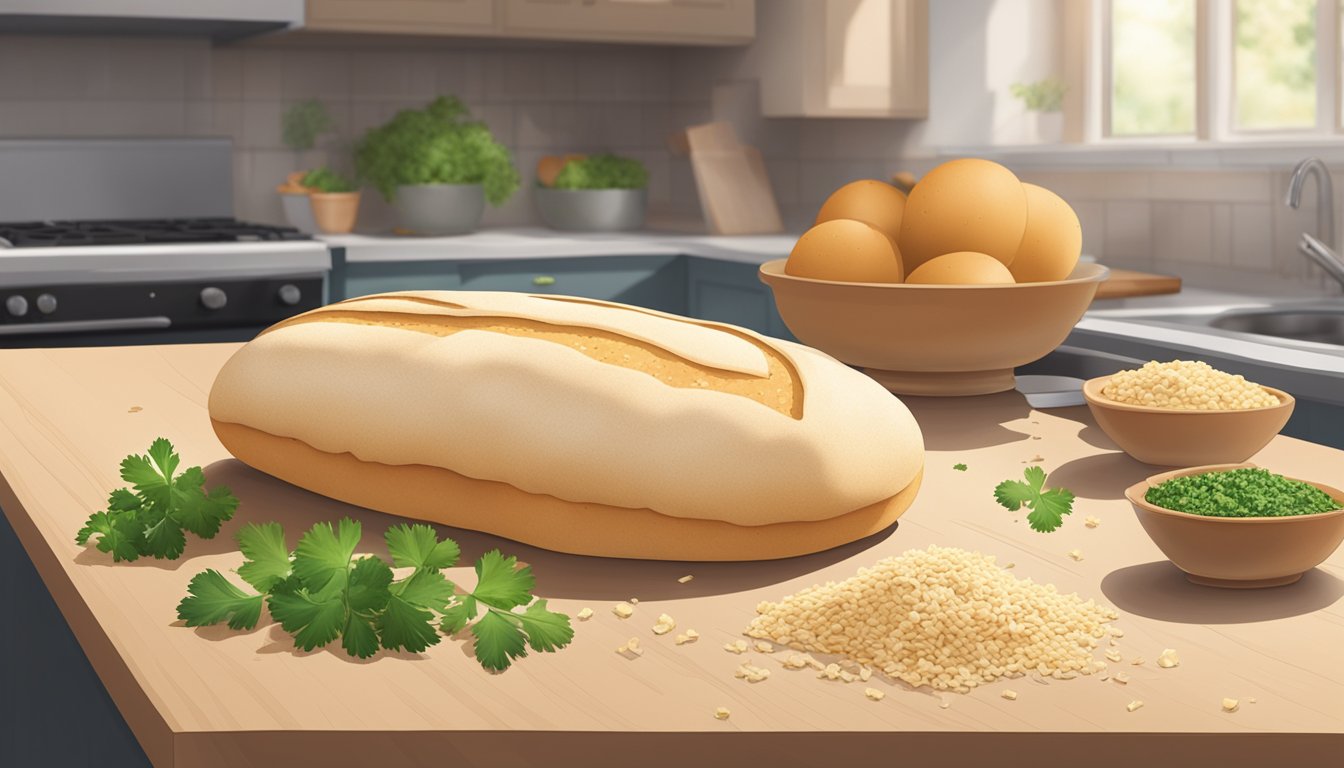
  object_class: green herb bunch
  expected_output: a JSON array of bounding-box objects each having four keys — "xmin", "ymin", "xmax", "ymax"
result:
[
  {"xmin": 178, "ymin": 519, "xmax": 574, "ymax": 670},
  {"xmin": 301, "ymin": 167, "xmax": 357, "ymax": 194},
  {"xmin": 1010, "ymin": 79, "xmax": 1067, "ymax": 112},
  {"xmin": 354, "ymin": 96, "xmax": 520, "ymax": 205},
  {"xmin": 552, "ymin": 154, "xmax": 649, "ymax": 190},
  {"xmin": 1145, "ymin": 468, "xmax": 1341, "ymax": 518},
  {"xmin": 994, "ymin": 466, "xmax": 1075, "ymax": 533},
  {"xmin": 75, "ymin": 439, "xmax": 239, "ymax": 561},
  {"xmin": 282, "ymin": 99, "xmax": 334, "ymax": 153}
]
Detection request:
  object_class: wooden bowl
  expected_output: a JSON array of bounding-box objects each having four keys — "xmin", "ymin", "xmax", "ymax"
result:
[
  {"xmin": 1083, "ymin": 376, "xmax": 1294, "ymax": 467},
  {"xmin": 1125, "ymin": 464, "xmax": 1344, "ymax": 588},
  {"xmin": 758, "ymin": 261, "xmax": 1107, "ymax": 396}
]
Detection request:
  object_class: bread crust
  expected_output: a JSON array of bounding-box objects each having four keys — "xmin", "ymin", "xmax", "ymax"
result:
[{"xmin": 211, "ymin": 419, "xmax": 922, "ymax": 561}]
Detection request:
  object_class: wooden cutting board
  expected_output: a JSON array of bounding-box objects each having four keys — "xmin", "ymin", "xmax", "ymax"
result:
[
  {"xmin": 0, "ymin": 343, "xmax": 1341, "ymax": 767},
  {"xmin": 685, "ymin": 122, "xmax": 784, "ymax": 236},
  {"xmin": 1094, "ymin": 269, "xmax": 1182, "ymax": 300}
]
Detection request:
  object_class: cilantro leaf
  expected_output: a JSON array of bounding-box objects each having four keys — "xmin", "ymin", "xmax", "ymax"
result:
[
  {"xmin": 346, "ymin": 556, "xmax": 393, "ymax": 614},
  {"xmin": 236, "ymin": 522, "xmax": 292, "ymax": 593},
  {"xmin": 379, "ymin": 595, "xmax": 441, "ymax": 653},
  {"xmin": 439, "ymin": 600, "xmax": 475, "ymax": 636},
  {"xmin": 177, "ymin": 569, "xmax": 263, "ymax": 630},
  {"xmin": 292, "ymin": 518, "xmax": 361, "ymax": 591},
  {"xmin": 142, "ymin": 508, "xmax": 187, "ymax": 559},
  {"xmin": 267, "ymin": 581, "xmax": 346, "ymax": 652},
  {"xmin": 515, "ymin": 599, "xmax": 574, "ymax": 654},
  {"xmin": 342, "ymin": 613, "xmax": 381, "ymax": 659},
  {"xmin": 76, "ymin": 509, "xmax": 143, "ymax": 562},
  {"xmin": 994, "ymin": 466, "xmax": 1075, "ymax": 533},
  {"xmin": 393, "ymin": 568, "xmax": 456, "ymax": 613},
  {"xmin": 953, "ymin": 463, "xmax": 968, "ymax": 471},
  {"xmin": 471, "ymin": 550, "xmax": 535, "ymax": 610},
  {"xmin": 471, "ymin": 610, "xmax": 529, "ymax": 672},
  {"xmin": 385, "ymin": 523, "xmax": 460, "ymax": 571}
]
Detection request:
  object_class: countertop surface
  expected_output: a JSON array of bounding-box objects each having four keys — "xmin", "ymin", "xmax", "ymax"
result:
[
  {"xmin": 320, "ymin": 228, "xmax": 799, "ymax": 265},
  {"xmin": 0, "ymin": 343, "xmax": 1341, "ymax": 767}
]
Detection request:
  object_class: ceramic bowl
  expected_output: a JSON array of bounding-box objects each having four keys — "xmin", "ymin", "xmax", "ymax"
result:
[
  {"xmin": 757, "ymin": 261, "xmax": 1108, "ymax": 396},
  {"xmin": 1083, "ymin": 376, "xmax": 1294, "ymax": 466},
  {"xmin": 1125, "ymin": 463, "xmax": 1344, "ymax": 588}
]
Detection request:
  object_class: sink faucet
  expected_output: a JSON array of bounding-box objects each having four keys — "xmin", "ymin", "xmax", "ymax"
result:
[{"xmin": 1286, "ymin": 157, "xmax": 1344, "ymax": 290}]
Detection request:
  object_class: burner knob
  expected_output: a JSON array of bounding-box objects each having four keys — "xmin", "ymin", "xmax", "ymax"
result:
[
  {"xmin": 277, "ymin": 283, "xmax": 302, "ymax": 306},
  {"xmin": 35, "ymin": 293, "xmax": 57, "ymax": 315},
  {"xmin": 5, "ymin": 295, "xmax": 28, "ymax": 317},
  {"xmin": 200, "ymin": 286, "xmax": 228, "ymax": 311}
]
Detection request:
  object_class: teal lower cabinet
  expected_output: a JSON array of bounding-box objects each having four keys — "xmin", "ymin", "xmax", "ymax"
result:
[{"xmin": 686, "ymin": 257, "xmax": 795, "ymax": 340}]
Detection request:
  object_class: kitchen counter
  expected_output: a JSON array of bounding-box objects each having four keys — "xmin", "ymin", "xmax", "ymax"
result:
[
  {"xmin": 0, "ymin": 343, "xmax": 1341, "ymax": 767},
  {"xmin": 320, "ymin": 228, "xmax": 799, "ymax": 265}
]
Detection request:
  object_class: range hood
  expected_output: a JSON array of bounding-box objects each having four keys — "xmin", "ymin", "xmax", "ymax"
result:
[{"xmin": 0, "ymin": 1, "xmax": 303, "ymax": 42}]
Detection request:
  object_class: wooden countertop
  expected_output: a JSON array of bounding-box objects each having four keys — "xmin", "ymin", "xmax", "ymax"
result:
[{"xmin": 0, "ymin": 344, "xmax": 1340, "ymax": 767}]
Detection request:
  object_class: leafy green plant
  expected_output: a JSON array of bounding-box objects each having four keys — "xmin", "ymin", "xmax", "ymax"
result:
[
  {"xmin": 75, "ymin": 439, "xmax": 239, "ymax": 562},
  {"xmin": 178, "ymin": 519, "xmax": 574, "ymax": 670},
  {"xmin": 301, "ymin": 167, "xmax": 356, "ymax": 194},
  {"xmin": 994, "ymin": 466, "xmax": 1075, "ymax": 533},
  {"xmin": 552, "ymin": 154, "xmax": 649, "ymax": 190},
  {"xmin": 282, "ymin": 100, "xmax": 334, "ymax": 153},
  {"xmin": 354, "ymin": 96, "xmax": 519, "ymax": 206},
  {"xmin": 1010, "ymin": 79, "xmax": 1067, "ymax": 112}
]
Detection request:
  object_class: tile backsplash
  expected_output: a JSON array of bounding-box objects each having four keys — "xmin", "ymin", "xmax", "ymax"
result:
[{"xmin": 0, "ymin": 33, "xmax": 1339, "ymax": 295}]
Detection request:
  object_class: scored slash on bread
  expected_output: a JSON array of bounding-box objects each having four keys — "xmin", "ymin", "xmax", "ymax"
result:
[{"xmin": 208, "ymin": 291, "xmax": 925, "ymax": 561}]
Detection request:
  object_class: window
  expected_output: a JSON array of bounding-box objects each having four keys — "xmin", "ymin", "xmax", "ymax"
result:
[{"xmin": 1096, "ymin": 0, "xmax": 1342, "ymax": 141}]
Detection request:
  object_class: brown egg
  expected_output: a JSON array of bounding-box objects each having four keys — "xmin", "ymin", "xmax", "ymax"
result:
[
  {"xmin": 785, "ymin": 219, "xmax": 905, "ymax": 283},
  {"xmin": 905, "ymin": 251, "xmax": 1015, "ymax": 285},
  {"xmin": 536, "ymin": 153, "xmax": 586, "ymax": 187},
  {"xmin": 815, "ymin": 179, "xmax": 907, "ymax": 241},
  {"xmin": 1009, "ymin": 183, "xmax": 1083, "ymax": 283},
  {"xmin": 897, "ymin": 158, "xmax": 1028, "ymax": 272}
]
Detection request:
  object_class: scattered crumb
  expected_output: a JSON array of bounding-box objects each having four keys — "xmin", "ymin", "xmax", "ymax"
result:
[
  {"xmin": 576, "ymin": 607, "xmax": 594, "ymax": 621},
  {"xmin": 864, "ymin": 687, "xmax": 886, "ymax": 702},
  {"xmin": 753, "ymin": 641, "xmax": 774, "ymax": 653},
  {"xmin": 1126, "ymin": 700, "xmax": 1144, "ymax": 713},
  {"xmin": 1109, "ymin": 639, "xmax": 1120, "ymax": 647},
  {"xmin": 1085, "ymin": 516, "xmax": 1101, "ymax": 528},
  {"xmin": 613, "ymin": 602, "xmax": 634, "ymax": 619},
  {"xmin": 1157, "ymin": 648, "xmax": 1180, "ymax": 669},
  {"xmin": 714, "ymin": 707, "xmax": 731, "ymax": 721},
  {"xmin": 859, "ymin": 666, "xmax": 872, "ymax": 682},
  {"xmin": 1248, "ymin": 697, "xmax": 1257, "ymax": 704},
  {"xmin": 1029, "ymin": 454, "xmax": 1045, "ymax": 463},
  {"xmin": 1099, "ymin": 675, "xmax": 1110, "ymax": 682},
  {"xmin": 1112, "ymin": 672, "xmax": 1130, "ymax": 685},
  {"xmin": 735, "ymin": 662, "xmax": 771, "ymax": 683},
  {"xmin": 629, "ymin": 598, "xmax": 639, "ymax": 605},
  {"xmin": 616, "ymin": 638, "xmax": 643, "ymax": 657},
  {"xmin": 127, "ymin": 406, "xmax": 142, "ymax": 413},
  {"xmin": 652, "ymin": 613, "xmax": 677, "ymax": 635},
  {"xmin": 1105, "ymin": 649, "xmax": 1123, "ymax": 663},
  {"xmin": 939, "ymin": 697, "xmax": 951, "ymax": 710},
  {"xmin": 1131, "ymin": 657, "xmax": 1145, "ymax": 666},
  {"xmin": 1110, "ymin": 628, "xmax": 1124, "ymax": 638},
  {"xmin": 724, "ymin": 639, "xmax": 749, "ymax": 654},
  {"xmin": 1003, "ymin": 562, "xmax": 1016, "ymax": 569},
  {"xmin": 1031, "ymin": 435, "xmax": 1042, "ymax": 440},
  {"xmin": 678, "ymin": 575, "xmax": 694, "ymax": 584},
  {"xmin": 1001, "ymin": 690, "xmax": 1018, "ymax": 701},
  {"xmin": 675, "ymin": 629, "xmax": 700, "ymax": 645},
  {"xmin": 1067, "ymin": 549, "xmax": 1084, "ymax": 562},
  {"xmin": 1222, "ymin": 698, "xmax": 1240, "ymax": 713}
]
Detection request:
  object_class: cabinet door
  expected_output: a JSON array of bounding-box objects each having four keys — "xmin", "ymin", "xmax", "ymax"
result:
[
  {"xmin": 686, "ymin": 257, "xmax": 794, "ymax": 339},
  {"xmin": 457, "ymin": 255, "xmax": 687, "ymax": 314},
  {"xmin": 305, "ymin": 0, "xmax": 497, "ymax": 34},
  {"xmin": 501, "ymin": 0, "xmax": 753, "ymax": 45}
]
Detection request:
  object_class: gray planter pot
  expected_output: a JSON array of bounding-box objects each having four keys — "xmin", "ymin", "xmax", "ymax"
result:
[
  {"xmin": 279, "ymin": 192, "xmax": 317, "ymax": 234},
  {"xmin": 394, "ymin": 183, "xmax": 485, "ymax": 236},
  {"xmin": 534, "ymin": 187, "xmax": 647, "ymax": 232}
]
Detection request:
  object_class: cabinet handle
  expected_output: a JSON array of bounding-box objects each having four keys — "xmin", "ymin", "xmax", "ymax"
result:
[{"xmin": 532, "ymin": 275, "xmax": 556, "ymax": 286}]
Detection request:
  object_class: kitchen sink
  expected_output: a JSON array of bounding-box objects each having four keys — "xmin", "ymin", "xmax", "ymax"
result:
[{"xmin": 1206, "ymin": 308, "xmax": 1344, "ymax": 345}]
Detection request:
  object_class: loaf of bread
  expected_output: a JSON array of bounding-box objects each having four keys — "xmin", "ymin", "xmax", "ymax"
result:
[{"xmin": 208, "ymin": 291, "xmax": 924, "ymax": 560}]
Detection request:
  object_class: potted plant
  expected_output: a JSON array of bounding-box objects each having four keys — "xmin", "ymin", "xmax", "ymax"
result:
[
  {"xmin": 534, "ymin": 154, "xmax": 649, "ymax": 232},
  {"xmin": 276, "ymin": 100, "xmax": 335, "ymax": 232},
  {"xmin": 1010, "ymin": 78, "xmax": 1066, "ymax": 144},
  {"xmin": 303, "ymin": 167, "xmax": 361, "ymax": 234},
  {"xmin": 354, "ymin": 96, "xmax": 519, "ymax": 236}
]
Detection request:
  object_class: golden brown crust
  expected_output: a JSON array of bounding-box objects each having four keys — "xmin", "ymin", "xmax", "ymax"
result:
[{"xmin": 211, "ymin": 419, "xmax": 921, "ymax": 561}]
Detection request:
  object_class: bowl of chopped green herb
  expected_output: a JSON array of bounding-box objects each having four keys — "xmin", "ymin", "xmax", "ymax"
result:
[{"xmin": 1125, "ymin": 463, "xmax": 1344, "ymax": 588}]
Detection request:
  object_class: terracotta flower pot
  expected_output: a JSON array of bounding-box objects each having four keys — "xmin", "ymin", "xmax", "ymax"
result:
[{"xmin": 309, "ymin": 191, "xmax": 361, "ymax": 234}]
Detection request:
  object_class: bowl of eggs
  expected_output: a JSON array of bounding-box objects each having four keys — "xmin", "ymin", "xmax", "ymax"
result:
[{"xmin": 759, "ymin": 158, "xmax": 1108, "ymax": 396}]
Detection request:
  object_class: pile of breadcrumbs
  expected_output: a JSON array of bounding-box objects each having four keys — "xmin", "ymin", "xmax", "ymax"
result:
[{"xmin": 746, "ymin": 546, "xmax": 1119, "ymax": 693}]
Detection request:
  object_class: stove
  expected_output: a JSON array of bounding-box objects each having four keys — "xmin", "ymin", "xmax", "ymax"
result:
[{"xmin": 0, "ymin": 139, "xmax": 330, "ymax": 347}]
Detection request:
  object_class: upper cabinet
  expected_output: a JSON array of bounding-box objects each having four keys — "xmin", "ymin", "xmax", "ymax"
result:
[
  {"xmin": 303, "ymin": 0, "xmax": 754, "ymax": 45},
  {"xmin": 758, "ymin": 0, "xmax": 927, "ymax": 118}
]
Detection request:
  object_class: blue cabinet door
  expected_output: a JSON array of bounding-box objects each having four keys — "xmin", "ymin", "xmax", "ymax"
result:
[{"xmin": 686, "ymin": 257, "xmax": 795, "ymax": 340}]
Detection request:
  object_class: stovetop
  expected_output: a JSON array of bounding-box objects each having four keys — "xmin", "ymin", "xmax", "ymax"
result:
[{"xmin": 0, "ymin": 218, "xmax": 310, "ymax": 248}]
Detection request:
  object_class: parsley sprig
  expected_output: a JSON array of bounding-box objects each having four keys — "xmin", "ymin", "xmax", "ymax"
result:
[
  {"xmin": 994, "ymin": 466, "xmax": 1076, "ymax": 533},
  {"xmin": 75, "ymin": 438, "xmax": 239, "ymax": 561},
  {"xmin": 177, "ymin": 519, "xmax": 573, "ymax": 670}
]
